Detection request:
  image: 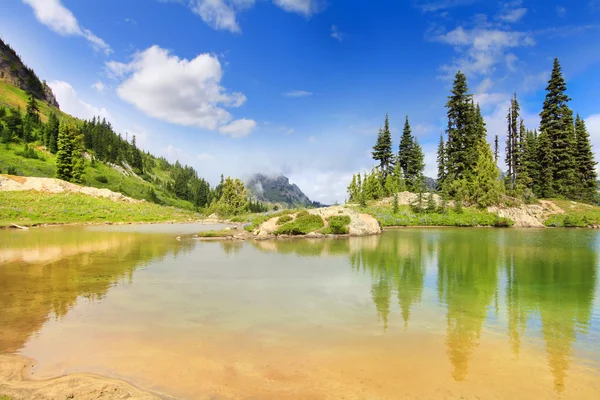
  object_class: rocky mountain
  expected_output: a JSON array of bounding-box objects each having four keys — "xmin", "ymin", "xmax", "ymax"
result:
[
  {"xmin": 246, "ymin": 173, "xmax": 322, "ymax": 207},
  {"xmin": 0, "ymin": 38, "xmax": 59, "ymax": 108}
]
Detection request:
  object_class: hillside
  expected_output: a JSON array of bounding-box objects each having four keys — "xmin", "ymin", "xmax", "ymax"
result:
[
  {"xmin": 246, "ymin": 173, "xmax": 322, "ymax": 207},
  {"xmin": 0, "ymin": 38, "xmax": 219, "ymax": 212},
  {"xmin": 0, "ymin": 38, "xmax": 59, "ymax": 108}
]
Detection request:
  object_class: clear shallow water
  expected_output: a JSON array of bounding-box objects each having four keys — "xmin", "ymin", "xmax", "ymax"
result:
[{"xmin": 1, "ymin": 226, "xmax": 599, "ymax": 399}]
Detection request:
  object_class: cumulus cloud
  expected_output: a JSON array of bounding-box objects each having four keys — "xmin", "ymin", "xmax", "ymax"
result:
[
  {"xmin": 432, "ymin": 26, "xmax": 535, "ymax": 77},
  {"xmin": 48, "ymin": 80, "xmax": 111, "ymax": 120},
  {"xmin": 499, "ymin": 7, "xmax": 527, "ymax": 23},
  {"xmin": 107, "ymin": 45, "xmax": 255, "ymax": 137},
  {"xmin": 21, "ymin": 0, "xmax": 111, "ymax": 54},
  {"xmin": 283, "ymin": 90, "xmax": 313, "ymax": 97},
  {"xmin": 556, "ymin": 6, "xmax": 566, "ymax": 17},
  {"xmin": 92, "ymin": 81, "xmax": 106, "ymax": 92},
  {"xmin": 173, "ymin": 0, "xmax": 321, "ymax": 33}
]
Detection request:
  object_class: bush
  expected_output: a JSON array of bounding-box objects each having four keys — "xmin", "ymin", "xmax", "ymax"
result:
[
  {"xmin": 16, "ymin": 144, "xmax": 39, "ymax": 159},
  {"xmin": 563, "ymin": 215, "xmax": 585, "ymax": 228},
  {"xmin": 95, "ymin": 175, "xmax": 109, "ymax": 183},
  {"xmin": 276, "ymin": 215, "xmax": 293, "ymax": 225},
  {"xmin": 494, "ymin": 217, "xmax": 514, "ymax": 228},
  {"xmin": 7, "ymin": 166, "xmax": 17, "ymax": 175},
  {"xmin": 325, "ymin": 215, "xmax": 351, "ymax": 234},
  {"xmin": 275, "ymin": 213, "xmax": 324, "ymax": 235}
]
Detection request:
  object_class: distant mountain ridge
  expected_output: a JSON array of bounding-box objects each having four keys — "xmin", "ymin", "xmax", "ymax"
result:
[
  {"xmin": 246, "ymin": 173, "xmax": 323, "ymax": 207},
  {"xmin": 0, "ymin": 38, "xmax": 59, "ymax": 108}
]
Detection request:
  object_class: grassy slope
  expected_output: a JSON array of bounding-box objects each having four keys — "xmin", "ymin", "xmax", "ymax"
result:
[
  {"xmin": 0, "ymin": 191, "xmax": 200, "ymax": 227},
  {"xmin": 0, "ymin": 83, "xmax": 197, "ymax": 210},
  {"xmin": 544, "ymin": 199, "xmax": 600, "ymax": 227}
]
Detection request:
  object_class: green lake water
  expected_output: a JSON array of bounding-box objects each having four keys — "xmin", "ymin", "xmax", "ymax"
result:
[{"xmin": 0, "ymin": 226, "xmax": 599, "ymax": 399}]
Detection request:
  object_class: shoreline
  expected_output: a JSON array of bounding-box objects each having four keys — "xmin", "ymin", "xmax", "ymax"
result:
[{"xmin": 0, "ymin": 353, "xmax": 167, "ymax": 400}]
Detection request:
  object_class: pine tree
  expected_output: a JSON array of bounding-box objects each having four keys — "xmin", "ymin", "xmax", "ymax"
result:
[
  {"xmin": 445, "ymin": 71, "xmax": 474, "ymax": 184},
  {"xmin": 505, "ymin": 93, "xmax": 520, "ymax": 190},
  {"xmin": 522, "ymin": 129, "xmax": 539, "ymax": 194},
  {"xmin": 56, "ymin": 121, "xmax": 76, "ymax": 181},
  {"xmin": 540, "ymin": 58, "xmax": 576, "ymax": 198},
  {"xmin": 398, "ymin": 115, "xmax": 414, "ymax": 182},
  {"xmin": 494, "ymin": 135, "xmax": 499, "ymax": 164},
  {"xmin": 536, "ymin": 130, "xmax": 555, "ymax": 198},
  {"xmin": 131, "ymin": 135, "xmax": 144, "ymax": 174},
  {"xmin": 71, "ymin": 128, "xmax": 86, "ymax": 184},
  {"xmin": 44, "ymin": 113, "xmax": 60, "ymax": 153},
  {"xmin": 437, "ymin": 134, "xmax": 446, "ymax": 187},
  {"xmin": 26, "ymin": 92, "xmax": 40, "ymax": 124},
  {"xmin": 372, "ymin": 114, "xmax": 394, "ymax": 179},
  {"xmin": 471, "ymin": 139, "xmax": 504, "ymax": 208},
  {"xmin": 347, "ymin": 174, "xmax": 358, "ymax": 202},
  {"xmin": 392, "ymin": 192, "xmax": 399, "ymax": 214},
  {"xmin": 574, "ymin": 115, "xmax": 598, "ymax": 204},
  {"xmin": 406, "ymin": 136, "xmax": 425, "ymax": 192}
]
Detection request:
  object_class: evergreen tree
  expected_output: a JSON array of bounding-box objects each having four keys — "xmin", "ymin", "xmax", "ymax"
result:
[
  {"xmin": 540, "ymin": 58, "xmax": 576, "ymax": 197},
  {"xmin": 505, "ymin": 93, "xmax": 520, "ymax": 189},
  {"xmin": 406, "ymin": 137, "xmax": 425, "ymax": 192},
  {"xmin": 347, "ymin": 174, "xmax": 359, "ymax": 202},
  {"xmin": 71, "ymin": 128, "xmax": 86, "ymax": 184},
  {"xmin": 372, "ymin": 114, "xmax": 394, "ymax": 179},
  {"xmin": 445, "ymin": 71, "xmax": 475, "ymax": 185},
  {"xmin": 4, "ymin": 109, "xmax": 22, "ymax": 141},
  {"xmin": 522, "ymin": 129, "xmax": 539, "ymax": 194},
  {"xmin": 437, "ymin": 134, "xmax": 446, "ymax": 187},
  {"xmin": 26, "ymin": 92, "xmax": 40, "ymax": 124},
  {"xmin": 494, "ymin": 135, "xmax": 499, "ymax": 164},
  {"xmin": 215, "ymin": 177, "xmax": 249, "ymax": 217},
  {"xmin": 574, "ymin": 115, "xmax": 598, "ymax": 204},
  {"xmin": 56, "ymin": 121, "xmax": 76, "ymax": 181},
  {"xmin": 471, "ymin": 139, "xmax": 504, "ymax": 208},
  {"xmin": 398, "ymin": 115, "xmax": 414, "ymax": 182},
  {"xmin": 536, "ymin": 130, "xmax": 555, "ymax": 198},
  {"xmin": 44, "ymin": 113, "xmax": 60, "ymax": 153},
  {"xmin": 393, "ymin": 192, "xmax": 399, "ymax": 214}
]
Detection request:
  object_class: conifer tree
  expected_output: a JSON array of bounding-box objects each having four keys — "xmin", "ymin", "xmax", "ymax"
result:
[
  {"xmin": 398, "ymin": 115, "xmax": 414, "ymax": 181},
  {"xmin": 445, "ymin": 71, "xmax": 478, "ymax": 188},
  {"xmin": 131, "ymin": 135, "xmax": 144, "ymax": 174},
  {"xmin": 347, "ymin": 174, "xmax": 358, "ymax": 202},
  {"xmin": 56, "ymin": 121, "xmax": 76, "ymax": 181},
  {"xmin": 71, "ymin": 128, "xmax": 86, "ymax": 184},
  {"xmin": 506, "ymin": 94, "xmax": 520, "ymax": 189},
  {"xmin": 574, "ymin": 115, "xmax": 598, "ymax": 204},
  {"xmin": 406, "ymin": 137, "xmax": 425, "ymax": 192},
  {"xmin": 372, "ymin": 114, "xmax": 394, "ymax": 179},
  {"xmin": 471, "ymin": 139, "xmax": 504, "ymax": 208},
  {"xmin": 437, "ymin": 134, "xmax": 446, "ymax": 187},
  {"xmin": 540, "ymin": 58, "xmax": 576, "ymax": 197},
  {"xmin": 26, "ymin": 92, "xmax": 40, "ymax": 124},
  {"xmin": 494, "ymin": 135, "xmax": 499, "ymax": 164},
  {"xmin": 44, "ymin": 113, "xmax": 60, "ymax": 153},
  {"xmin": 536, "ymin": 130, "xmax": 555, "ymax": 198},
  {"xmin": 522, "ymin": 129, "xmax": 539, "ymax": 193}
]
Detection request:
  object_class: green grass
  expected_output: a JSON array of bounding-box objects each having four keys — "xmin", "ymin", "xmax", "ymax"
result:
[
  {"xmin": 0, "ymin": 395, "xmax": 12, "ymax": 400},
  {"xmin": 274, "ymin": 213, "xmax": 324, "ymax": 235},
  {"xmin": 276, "ymin": 215, "xmax": 293, "ymax": 225},
  {"xmin": 242, "ymin": 210, "xmax": 298, "ymax": 232},
  {"xmin": 196, "ymin": 229, "xmax": 234, "ymax": 238},
  {"xmin": 362, "ymin": 204, "xmax": 514, "ymax": 227},
  {"xmin": 320, "ymin": 215, "xmax": 351, "ymax": 234},
  {"xmin": 0, "ymin": 143, "xmax": 197, "ymax": 210},
  {"xmin": 0, "ymin": 190, "xmax": 201, "ymax": 227},
  {"xmin": 0, "ymin": 81, "xmax": 71, "ymax": 122},
  {"xmin": 544, "ymin": 199, "xmax": 600, "ymax": 227}
]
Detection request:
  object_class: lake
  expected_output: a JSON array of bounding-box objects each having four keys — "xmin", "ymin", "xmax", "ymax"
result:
[{"xmin": 1, "ymin": 226, "xmax": 599, "ymax": 399}]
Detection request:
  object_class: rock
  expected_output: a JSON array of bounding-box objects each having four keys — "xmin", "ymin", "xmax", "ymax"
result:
[{"xmin": 224, "ymin": 227, "xmax": 231, "ymax": 232}]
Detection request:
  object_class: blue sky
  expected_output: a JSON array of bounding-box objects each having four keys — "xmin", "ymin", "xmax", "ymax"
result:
[{"xmin": 1, "ymin": 0, "xmax": 599, "ymax": 203}]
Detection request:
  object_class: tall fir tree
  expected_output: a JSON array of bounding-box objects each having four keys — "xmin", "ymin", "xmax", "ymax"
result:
[
  {"xmin": 71, "ymin": 128, "xmax": 86, "ymax": 184},
  {"xmin": 522, "ymin": 129, "xmax": 539, "ymax": 194},
  {"xmin": 437, "ymin": 134, "xmax": 446, "ymax": 187},
  {"xmin": 56, "ymin": 121, "xmax": 76, "ymax": 181},
  {"xmin": 44, "ymin": 113, "xmax": 60, "ymax": 153},
  {"xmin": 494, "ymin": 135, "xmax": 499, "ymax": 164},
  {"xmin": 406, "ymin": 136, "xmax": 425, "ymax": 192},
  {"xmin": 536, "ymin": 130, "xmax": 555, "ymax": 198},
  {"xmin": 26, "ymin": 92, "xmax": 40, "ymax": 124},
  {"xmin": 471, "ymin": 138, "xmax": 504, "ymax": 208},
  {"xmin": 398, "ymin": 115, "xmax": 414, "ymax": 181},
  {"xmin": 539, "ymin": 58, "xmax": 576, "ymax": 198},
  {"xmin": 505, "ymin": 93, "xmax": 521, "ymax": 189},
  {"xmin": 574, "ymin": 115, "xmax": 598, "ymax": 204},
  {"xmin": 372, "ymin": 114, "xmax": 394, "ymax": 179},
  {"xmin": 445, "ymin": 71, "xmax": 476, "ymax": 186}
]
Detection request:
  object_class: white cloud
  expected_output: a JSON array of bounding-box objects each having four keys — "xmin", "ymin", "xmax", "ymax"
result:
[
  {"xmin": 48, "ymin": 80, "xmax": 111, "ymax": 120},
  {"xmin": 416, "ymin": 0, "xmax": 478, "ymax": 13},
  {"xmin": 107, "ymin": 45, "xmax": 255, "ymax": 135},
  {"xmin": 556, "ymin": 6, "xmax": 566, "ymax": 17},
  {"xmin": 308, "ymin": 135, "xmax": 317, "ymax": 143},
  {"xmin": 21, "ymin": 0, "xmax": 111, "ymax": 54},
  {"xmin": 499, "ymin": 7, "xmax": 527, "ymax": 23},
  {"xmin": 432, "ymin": 26, "xmax": 535, "ymax": 77},
  {"xmin": 283, "ymin": 90, "xmax": 313, "ymax": 97},
  {"xmin": 522, "ymin": 71, "xmax": 549, "ymax": 92},
  {"xmin": 219, "ymin": 118, "xmax": 256, "ymax": 138},
  {"xmin": 584, "ymin": 114, "xmax": 600, "ymax": 164},
  {"xmin": 505, "ymin": 53, "xmax": 518, "ymax": 72},
  {"xmin": 273, "ymin": 0, "xmax": 320, "ymax": 16},
  {"xmin": 92, "ymin": 81, "xmax": 106, "ymax": 92},
  {"xmin": 174, "ymin": 0, "xmax": 320, "ymax": 33},
  {"xmin": 330, "ymin": 25, "xmax": 344, "ymax": 41}
]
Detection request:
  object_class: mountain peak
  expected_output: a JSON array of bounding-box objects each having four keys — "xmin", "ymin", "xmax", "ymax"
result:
[{"xmin": 246, "ymin": 173, "xmax": 317, "ymax": 207}]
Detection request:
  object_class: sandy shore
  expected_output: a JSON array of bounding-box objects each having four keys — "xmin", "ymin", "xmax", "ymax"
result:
[{"xmin": 0, "ymin": 354, "xmax": 164, "ymax": 400}]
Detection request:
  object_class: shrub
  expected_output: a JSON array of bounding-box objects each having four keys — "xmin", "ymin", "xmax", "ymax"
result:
[
  {"xmin": 16, "ymin": 144, "xmax": 39, "ymax": 159},
  {"xmin": 7, "ymin": 166, "xmax": 17, "ymax": 175},
  {"xmin": 197, "ymin": 229, "xmax": 234, "ymax": 238},
  {"xmin": 296, "ymin": 210, "xmax": 309, "ymax": 218},
  {"xmin": 276, "ymin": 215, "xmax": 293, "ymax": 225},
  {"xmin": 563, "ymin": 215, "xmax": 585, "ymax": 228},
  {"xmin": 494, "ymin": 217, "xmax": 514, "ymax": 228},
  {"xmin": 275, "ymin": 213, "xmax": 324, "ymax": 235},
  {"xmin": 95, "ymin": 175, "xmax": 109, "ymax": 183},
  {"xmin": 325, "ymin": 215, "xmax": 351, "ymax": 234}
]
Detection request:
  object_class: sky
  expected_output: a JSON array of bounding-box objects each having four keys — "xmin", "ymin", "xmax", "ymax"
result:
[{"xmin": 1, "ymin": 0, "xmax": 599, "ymax": 204}]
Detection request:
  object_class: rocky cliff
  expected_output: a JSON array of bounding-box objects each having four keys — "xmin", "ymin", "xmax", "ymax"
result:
[
  {"xmin": 246, "ymin": 173, "xmax": 320, "ymax": 207},
  {"xmin": 0, "ymin": 38, "xmax": 59, "ymax": 108}
]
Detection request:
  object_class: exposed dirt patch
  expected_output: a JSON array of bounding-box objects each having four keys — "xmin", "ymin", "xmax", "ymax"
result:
[{"xmin": 0, "ymin": 175, "xmax": 140, "ymax": 203}]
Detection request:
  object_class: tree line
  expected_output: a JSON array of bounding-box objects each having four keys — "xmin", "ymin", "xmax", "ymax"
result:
[{"xmin": 348, "ymin": 58, "xmax": 598, "ymax": 208}]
